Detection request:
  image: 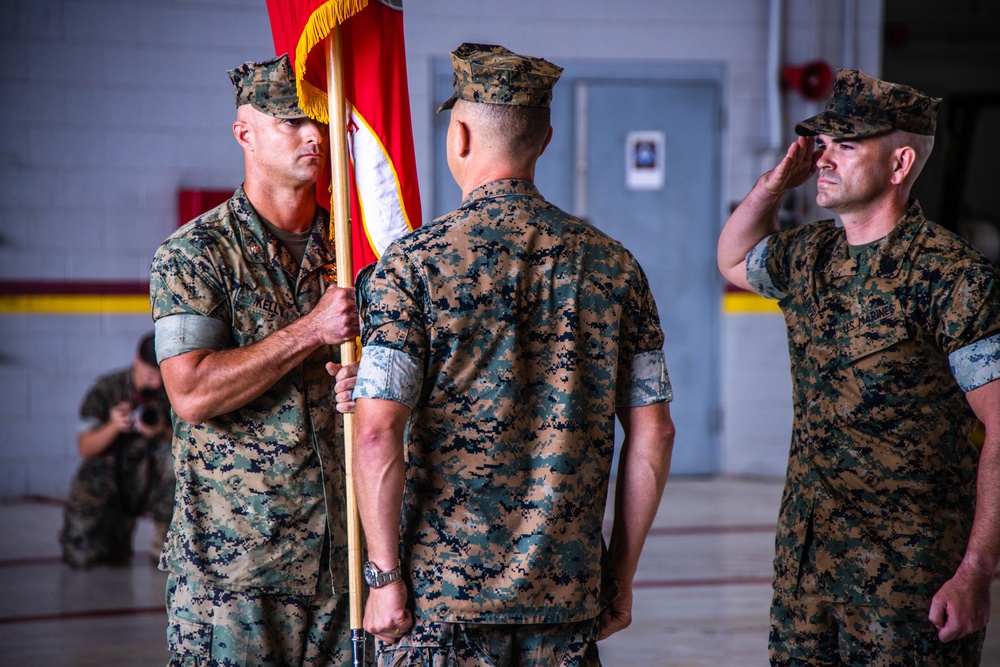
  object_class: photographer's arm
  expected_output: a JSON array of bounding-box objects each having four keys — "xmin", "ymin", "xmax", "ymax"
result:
[
  {"xmin": 160, "ymin": 286, "xmax": 359, "ymax": 424},
  {"xmin": 77, "ymin": 401, "xmax": 132, "ymax": 459}
]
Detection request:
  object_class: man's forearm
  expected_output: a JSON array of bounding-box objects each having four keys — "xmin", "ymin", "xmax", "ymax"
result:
[
  {"xmin": 929, "ymin": 392, "xmax": 1000, "ymax": 641},
  {"xmin": 608, "ymin": 402, "xmax": 675, "ymax": 581},
  {"xmin": 963, "ymin": 440, "xmax": 1000, "ymax": 577},
  {"xmin": 718, "ymin": 137, "xmax": 818, "ymax": 289},
  {"xmin": 962, "ymin": 380, "xmax": 1000, "ymax": 576},
  {"xmin": 161, "ymin": 315, "xmax": 326, "ymax": 424},
  {"xmin": 354, "ymin": 398, "xmax": 410, "ymax": 568},
  {"xmin": 717, "ymin": 180, "xmax": 783, "ymax": 290}
]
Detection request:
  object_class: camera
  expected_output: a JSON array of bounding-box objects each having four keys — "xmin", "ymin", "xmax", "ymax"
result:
[
  {"xmin": 131, "ymin": 387, "xmax": 161, "ymax": 429},
  {"xmin": 132, "ymin": 403, "xmax": 161, "ymax": 428}
]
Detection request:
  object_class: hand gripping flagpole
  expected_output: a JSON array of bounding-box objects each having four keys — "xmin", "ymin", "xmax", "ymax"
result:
[{"xmin": 326, "ymin": 29, "xmax": 366, "ymax": 667}]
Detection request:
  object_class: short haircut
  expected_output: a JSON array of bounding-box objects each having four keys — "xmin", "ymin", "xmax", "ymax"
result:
[
  {"xmin": 462, "ymin": 101, "xmax": 551, "ymax": 157},
  {"xmin": 137, "ymin": 332, "xmax": 158, "ymax": 367},
  {"xmin": 883, "ymin": 130, "xmax": 935, "ymax": 185}
]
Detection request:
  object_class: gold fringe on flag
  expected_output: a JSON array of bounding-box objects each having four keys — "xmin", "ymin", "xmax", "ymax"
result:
[{"xmin": 294, "ymin": 0, "xmax": 369, "ymax": 123}]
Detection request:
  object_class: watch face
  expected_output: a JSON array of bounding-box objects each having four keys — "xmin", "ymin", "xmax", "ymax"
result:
[{"xmin": 363, "ymin": 562, "xmax": 377, "ymax": 586}]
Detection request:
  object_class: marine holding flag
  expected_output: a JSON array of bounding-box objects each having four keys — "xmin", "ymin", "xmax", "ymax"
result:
[
  {"xmin": 149, "ymin": 1, "xmax": 422, "ymax": 662},
  {"xmin": 352, "ymin": 44, "xmax": 677, "ymax": 666},
  {"xmin": 149, "ymin": 55, "xmax": 363, "ymax": 665}
]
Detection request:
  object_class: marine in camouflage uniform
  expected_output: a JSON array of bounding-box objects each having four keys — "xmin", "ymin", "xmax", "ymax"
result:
[
  {"xmin": 352, "ymin": 43, "xmax": 676, "ymax": 666},
  {"xmin": 149, "ymin": 54, "xmax": 361, "ymax": 666},
  {"xmin": 61, "ymin": 333, "xmax": 174, "ymax": 568},
  {"xmin": 719, "ymin": 69, "xmax": 1000, "ymax": 666}
]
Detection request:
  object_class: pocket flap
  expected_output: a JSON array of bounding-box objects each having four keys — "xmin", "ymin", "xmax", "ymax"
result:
[
  {"xmin": 837, "ymin": 304, "xmax": 909, "ymax": 363},
  {"xmin": 167, "ymin": 613, "xmax": 213, "ymax": 657}
]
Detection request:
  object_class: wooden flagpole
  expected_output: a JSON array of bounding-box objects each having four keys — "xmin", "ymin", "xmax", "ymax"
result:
[{"xmin": 326, "ymin": 28, "xmax": 366, "ymax": 665}]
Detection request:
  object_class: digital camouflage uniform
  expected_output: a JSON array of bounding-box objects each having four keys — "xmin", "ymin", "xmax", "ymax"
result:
[
  {"xmin": 60, "ymin": 367, "xmax": 174, "ymax": 568},
  {"xmin": 747, "ymin": 203, "xmax": 1000, "ymax": 664},
  {"xmin": 736, "ymin": 67, "xmax": 1000, "ymax": 666},
  {"xmin": 150, "ymin": 183, "xmax": 352, "ymax": 665},
  {"xmin": 148, "ymin": 52, "xmax": 354, "ymax": 667},
  {"xmin": 355, "ymin": 178, "xmax": 672, "ymax": 664}
]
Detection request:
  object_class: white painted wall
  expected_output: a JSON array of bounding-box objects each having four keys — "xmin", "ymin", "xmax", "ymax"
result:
[
  {"xmin": 0, "ymin": 0, "xmax": 884, "ymax": 497},
  {"xmin": 0, "ymin": 0, "xmax": 276, "ymax": 496}
]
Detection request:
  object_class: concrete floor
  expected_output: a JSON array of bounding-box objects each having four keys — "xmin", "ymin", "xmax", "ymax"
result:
[{"xmin": 1, "ymin": 477, "xmax": 998, "ymax": 666}]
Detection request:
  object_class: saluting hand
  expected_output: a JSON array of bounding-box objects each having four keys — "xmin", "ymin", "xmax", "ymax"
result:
[{"xmin": 761, "ymin": 136, "xmax": 820, "ymax": 196}]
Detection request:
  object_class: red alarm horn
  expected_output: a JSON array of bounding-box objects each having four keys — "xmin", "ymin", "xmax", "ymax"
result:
[{"xmin": 781, "ymin": 60, "xmax": 834, "ymax": 101}]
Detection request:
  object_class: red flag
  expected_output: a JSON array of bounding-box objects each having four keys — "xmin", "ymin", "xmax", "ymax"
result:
[{"xmin": 266, "ymin": 0, "xmax": 422, "ymax": 271}]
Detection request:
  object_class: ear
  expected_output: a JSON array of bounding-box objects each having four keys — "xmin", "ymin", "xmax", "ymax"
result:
[
  {"xmin": 233, "ymin": 119, "xmax": 253, "ymax": 151},
  {"xmin": 538, "ymin": 125, "xmax": 554, "ymax": 157},
  {"xmin": 890, "ymin": 145, "xmax": 916, "ymax": 186},
  {"xmin": 451, "ymin": 118, "xmax": 471, "ymax": 158}
]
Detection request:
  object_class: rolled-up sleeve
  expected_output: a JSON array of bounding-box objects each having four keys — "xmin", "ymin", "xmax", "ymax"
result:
[
  {"xmin": 950, "ymin": 332, "xmax": 1000, "ymax": 392},
  {"xmin": 354, "ymin": 345, "xmax": 424, "ymax": 409},
  {"xmin": 746, "ymin": 236, "xmax": 786, "ymax": 300},
  {"xmin": 357, "ymin": 243, "xmax": 429, "ymax": 410},
  {"xmin": 153, "ymin": 314, "xmax": 231, "ymax": 362},
  {"xmin": 616, "ymin": 349, "xmax": 673, "ymax": 407}
]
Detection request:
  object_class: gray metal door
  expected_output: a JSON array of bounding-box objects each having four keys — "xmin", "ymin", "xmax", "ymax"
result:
[
  {"xmin": 433, "ymin": 62, "xmax": 722, "ymax": 475},
  {"xmin": 582, "ymin": 78, "xmax": 721, "ymax": 474}
]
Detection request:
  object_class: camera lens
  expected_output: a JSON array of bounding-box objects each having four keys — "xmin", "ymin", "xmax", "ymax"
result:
[{"xmin": 135, "ymin": 404, "xmax": 160, "ymax": 427}]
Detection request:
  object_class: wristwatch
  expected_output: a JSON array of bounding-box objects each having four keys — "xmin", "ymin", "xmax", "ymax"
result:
[{"xmin": 363, "ymin": 560, "xmax": 402, "ymax": 588}]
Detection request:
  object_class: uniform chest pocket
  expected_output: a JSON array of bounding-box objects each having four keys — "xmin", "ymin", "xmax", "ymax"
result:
[
  {"xmin": 836, "ymin": 305, "xmax": 912, "ymax": 399},
  {"xmin": 232, "ymin": 290, "xmax": 296, "ymax": 342}
]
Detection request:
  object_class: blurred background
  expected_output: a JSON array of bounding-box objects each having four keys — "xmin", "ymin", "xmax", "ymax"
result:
[{"xmin": 0, "ymin": 0, "xmax": 997, "ymax": 496}]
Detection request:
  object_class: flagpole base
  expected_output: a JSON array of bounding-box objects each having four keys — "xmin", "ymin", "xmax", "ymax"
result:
[{"xmin": 352, "ymin": 629, "xmax": 367, "ymax": 667}]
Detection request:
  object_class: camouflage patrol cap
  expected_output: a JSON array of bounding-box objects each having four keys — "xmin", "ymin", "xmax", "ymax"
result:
[
  {"xmin": 227, "ymin": 54, "xmax": 307, "ymax": 119},
  {"xmin": 795, "ymin": 69, "xmax": 940, "ymax": 138},
  {"xmin": 437, "ymin": 43, "xmax": 564, "ymax": 112}
]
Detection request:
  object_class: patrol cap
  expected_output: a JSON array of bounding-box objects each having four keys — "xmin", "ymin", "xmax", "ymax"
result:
[
  {"xmin": 227, "ymin": 54, "xmax": 307, "ymax": 119},
  {"xmin": 437, "ymin": 43, "xmax": 564, "ymax": 112},
  {"xmin": 795, "ymin": 69, "xmax": 940, "ymax": 139}
]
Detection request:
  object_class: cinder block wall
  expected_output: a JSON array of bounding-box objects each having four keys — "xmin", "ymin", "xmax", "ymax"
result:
[
  {"xmin": 0, "ymin": 0, "xmax": 883, "ymax": 497},
  {"xmin": 0, "ymin": 0, "xmax": 274, "ymax": 496}
]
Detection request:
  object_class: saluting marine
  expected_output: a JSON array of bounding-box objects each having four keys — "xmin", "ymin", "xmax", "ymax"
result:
[
  {"xmin": 150, "ymin": 54, "xmax": 361, "ymax": 666},
  {"xmin": 719, "ymin": 69, "xmax": 1000, "ymax": 667}
]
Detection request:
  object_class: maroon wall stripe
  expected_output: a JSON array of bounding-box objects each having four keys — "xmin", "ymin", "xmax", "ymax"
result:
[{"xmin": 0, "ymin": 280, "xmax": 150, "ymax": 296}]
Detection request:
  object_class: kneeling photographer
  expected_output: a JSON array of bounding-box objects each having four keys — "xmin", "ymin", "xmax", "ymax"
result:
[{"xmin": 60, "ymin": 332, "xmax": 175, "ymax": 568}]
